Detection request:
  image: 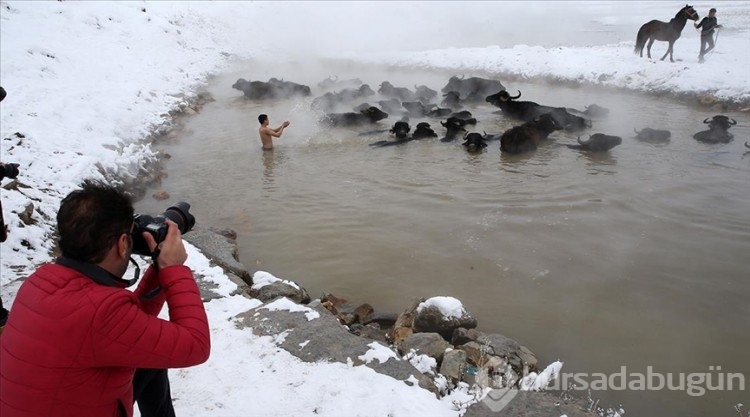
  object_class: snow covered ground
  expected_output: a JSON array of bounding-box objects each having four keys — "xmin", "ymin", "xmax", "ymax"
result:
[{"xmin": 2, "ymin": 1, "xmax": 749, "ymax": 415}]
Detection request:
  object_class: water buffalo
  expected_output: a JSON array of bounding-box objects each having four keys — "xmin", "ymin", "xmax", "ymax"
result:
[
  {"xmin": 450, "ymin": 110, "xmax": 474, "ymax": 120},
  {"xmin": 412, "ymin": 122, "xmax": 438, "ymax": 139},
  {"xmin": 635, "ymin": 127, "xmax": 671, "ymax": 143},
  {"xmin": 441, "ymin": 91, "xmax": 462, "ymax": 110},
  {"xmin": 322, "ymin": 106, "xmax": 389, "ymax": 127},
  {"xmin": 378, "ymin": 81, "xmax": 417, "ymax": 102},
  {"xmin": 440, "ymin": 117, "xmax": 470, "ymax": 142},
  {"xmin": 402, "ymin": 101, "xmax": 428, "ymax": 118},
  {"xmin": 442, "ymin": 75, "xmax": 505, "ymax": 103},
  {"xmin": 353, "ymin": 102, "xmax": 373, "ymax": 112},
  {"xmin": 693, "ymin": 115, "xmax": 736, "ymax": 144},
  {"xmin": 500, "ymin": 113, "xmax": 564, "ymax": 154},
  {"xmin": 583, "ymin": 104, "xmax": 610, "ymax": 118},
  {"xmin": 232, "ymin": 78, "xmax": 311, "ymax": 100},
  {"xmin": 426, "ymin": 105, "xmax": 453, "ymax": 118},
  {"xmin": 568, "ymin": 133, "xmax": 622, "ymax": 151},
  {"xmin": 378, "ymin": 98, "xmax": 403, "ymax": 115},
  {"xmin": 389, "ymin": 120, "xmax": 411, "ymax": 139},
  {"xmin": 486, "ymin": 90, "xmax": 590, "ymax": 132},
  {"xmin": 311, "ymin": 84, "xmax": 376, "ymax": 112},
  {"xmin": 462, "ymin": 132, "xmax": 489, "ymax": 153},
  {"xmin": 415, "ymin": 85, "xmax": 438, "ymax": 103}
]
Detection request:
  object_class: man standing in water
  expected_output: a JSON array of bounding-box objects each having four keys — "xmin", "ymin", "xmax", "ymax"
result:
[
  {"xmin": 695, "ymin": 8, "xmax": 722, "ymax": 63},
  {"xmin": 258, "ymin": 114, "xmax": 290, "ymax": 150}
]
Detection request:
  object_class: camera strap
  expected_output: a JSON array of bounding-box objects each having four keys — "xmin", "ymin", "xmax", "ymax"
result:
[{"xmin": 56, "ymin": 256, "xmax": 140, "ymax": 288}]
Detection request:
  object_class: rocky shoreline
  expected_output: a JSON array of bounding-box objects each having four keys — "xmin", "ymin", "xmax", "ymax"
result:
[{"xmin": 185, "ymin": 225, "xmax": 605, "ymax": 417}]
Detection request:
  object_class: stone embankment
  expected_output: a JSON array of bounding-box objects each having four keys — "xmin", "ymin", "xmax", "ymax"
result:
[{"xmin": 186, "ymin": 226, "xmax": 603, "ymax": 416}]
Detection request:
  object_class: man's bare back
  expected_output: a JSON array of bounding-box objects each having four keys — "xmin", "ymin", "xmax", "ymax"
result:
[{"xmin": 258, "ymin": 114, "xmax": 290, "ymax": 150}]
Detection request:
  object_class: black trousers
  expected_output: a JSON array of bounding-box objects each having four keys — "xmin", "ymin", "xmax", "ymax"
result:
[{"xmin": 133, "ymin": 368, "xmax": 176, "ymax": 417}]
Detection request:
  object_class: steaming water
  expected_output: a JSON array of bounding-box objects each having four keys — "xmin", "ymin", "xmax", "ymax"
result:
[{"xmin": 135, "ymin": 59, "xmax": 750, "ymax": 416}]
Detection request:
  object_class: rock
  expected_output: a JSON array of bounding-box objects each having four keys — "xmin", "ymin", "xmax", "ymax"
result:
[
  {"xmin": 476, "ymin": 333, "xmax": 538, "ymax": 373},
  {"xmin": 452, "ymin": 327, "xmax": 481, "ymax": 346},
  {"xmin": 397, "ymin": 332, "xmax": 452, "ymax": 363},
  {"xmin": 210, "ymin": 227, "xmax": 237, "ymax": 240},
  {"xmin": 353, "ymin": 323, "xmax": 388, "ymax": 343},
  {"xmin": 152, "ymin": 190, "xmax": 170, "ymax": 200},
  {"xmin": 413, "ymin": 297, "xmax": 477, "ymax": 340},
  {"xmin": 364, "ymin": 311, "xmax": 398, "ymax": 329},
  {"xmin": 459, "ymin": 341, "xmax": 486, "ymax": 366},
  {"xmin": 352, "ymin": 303, "xmax": 374, "ymax": 324},
  {"xmin": 18, "ymin": 203, "xmax": 35, "ymax": 226},
  {"xmin": 183, "ymin": 225, "xmax": 252, "ymax": 286},
  {"xmin": 250, "ymin": 280, "xmax": 311, "ymax": 304},
  {"xmin": 321, "ymin": 293, "xmax": 348, "ymax": 308},
  {"xmin": 388, "ymin": 298, "xmax": 422, "ymax": 344},
  {"xmin": 439, "ymin": 349, "xmax": 466, "ymax": 380}
]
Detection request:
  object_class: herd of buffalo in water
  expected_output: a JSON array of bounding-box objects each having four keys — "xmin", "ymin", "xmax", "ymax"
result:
[{"xmin": 231, "ymin": 75, "xmax": 744, "ymax": 154}]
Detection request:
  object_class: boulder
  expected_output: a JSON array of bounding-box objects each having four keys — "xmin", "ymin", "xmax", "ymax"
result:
[
  {"xmin": 439, "ymin": 349, "xmax": 466, "ymax": 380},
  {"xmin": 413, "ymin": 297, "xmax": 477, "ymax": 340},
  {"xmin": 397, "ymin": 332, "xmax": 452, "ymax": 363},
  {"xmin": 388, "ymin": 298, "xmax": 422, "ymax": 344},
  {"xmin": 249, "ymin": 271, "xmax": 311, "ymax": 304},
  {"xmin": 452, "ymin": 327, "xmax": 481, "ymax": 346},
  {"xmin": 476, "ymin": 333, "xmax": 538, "ymax": 373}
]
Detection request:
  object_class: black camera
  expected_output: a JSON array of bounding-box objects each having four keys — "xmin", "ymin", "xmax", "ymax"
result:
[
  {"xmin": 0, "ymin": 163, "xmax": 20, "ymax": 180},
  {"xmin": 131, "ymin": 201, "xmax": 195, "ymax": 256}
]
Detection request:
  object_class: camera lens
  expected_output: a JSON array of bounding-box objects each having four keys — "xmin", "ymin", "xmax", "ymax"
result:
[{"xmin": 161, "ymin": 202, "xmax": 195, "ymax": 234}]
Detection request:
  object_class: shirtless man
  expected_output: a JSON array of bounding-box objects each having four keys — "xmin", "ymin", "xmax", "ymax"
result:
[{"xmin": 258, "ymin": 114, "xmax": 290, "ymax": 150}]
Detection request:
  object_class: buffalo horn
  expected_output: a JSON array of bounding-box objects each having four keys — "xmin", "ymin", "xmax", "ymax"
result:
[
  {"xmin": 511, "ymin": 90, "xmax": 522, "ymax": 99},
  {"xmin": 703, "ymin": 117, "xmax": 711, "ymax": 124},
  {"xmin": 730, "ymin": 118, "xmax": 737, "ymax": 125},
  {"xmin": 745, "ymin": 141, "xmax": 750, "ymax": 149}
]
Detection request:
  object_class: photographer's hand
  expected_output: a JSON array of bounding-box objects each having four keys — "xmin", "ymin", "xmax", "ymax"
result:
[{"xmin": 141, "ymin": 220, "xmax": 188, "ymax": 269}]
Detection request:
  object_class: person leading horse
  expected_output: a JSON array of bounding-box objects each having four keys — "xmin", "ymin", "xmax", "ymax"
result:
[{"xmin": 634, "ymin": 5, "xmax": 700, "ymax": 62}]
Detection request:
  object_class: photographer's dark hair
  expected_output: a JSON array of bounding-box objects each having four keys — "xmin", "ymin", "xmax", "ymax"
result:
[
  {"xmin": 57, "ymin": 180, "xmax": 134, "ymax": 263},
  {"xmin": 258, "ymin": 114, "xmax": 268, "ymax": 124}
]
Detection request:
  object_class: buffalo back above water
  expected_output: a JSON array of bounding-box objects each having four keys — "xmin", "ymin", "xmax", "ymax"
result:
[
  {"xmin": 233, "ymin": 78, "xmax": 311, "ymax": 100},
  {"xmin": 322, "ymin": 106, "xmax": 389, "ymax": 127},
  {"xmin": 500, "ymin": 114, "xmax": 564, "ymax": 154},
  {"xmin": 442, "ymin": 76, "xmax": 505, "ymax": 102}
]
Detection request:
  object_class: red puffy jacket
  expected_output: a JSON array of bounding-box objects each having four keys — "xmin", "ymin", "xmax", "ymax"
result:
[{"xmin": 0, "ymin": 261, "xmax": 210, "ymax": 417}]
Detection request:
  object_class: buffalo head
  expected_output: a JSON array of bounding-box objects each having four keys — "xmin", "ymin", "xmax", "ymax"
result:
[
  {"xmin": 704, "ymin": 115, "xmax": 737, "ymax": 131},
  {"xmin": 462, "ymin": 132, "xmax": 488, "ymax": 152},
  {"xmin": 485, "ymin": 89, "xmax": 521, "ymax": 106},
  {"xmin": 361, "ymin": 106, "xmax": 389, "ymax": 123},
  {"xmin": 389, "ymin": 121, "xmax": 411, "ymax": 139}
]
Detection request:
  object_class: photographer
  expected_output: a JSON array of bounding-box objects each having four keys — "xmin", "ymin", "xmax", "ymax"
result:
[{"xmin": 0, "ymin": 180, "xmax": 210, "ymax": 417}]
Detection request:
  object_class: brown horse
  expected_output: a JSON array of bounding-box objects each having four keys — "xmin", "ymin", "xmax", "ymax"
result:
[{"xmin": 634, "ymin": 5, "xmax": 699, "ymax": 62}]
